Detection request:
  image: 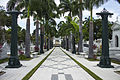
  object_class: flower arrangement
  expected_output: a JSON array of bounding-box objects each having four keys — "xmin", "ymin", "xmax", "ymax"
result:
[
  {"xmin": 34, "ymin": 46, "xmax": 39, "ymax": 52},
  {"xmin": 18, "ymin": 50, "xmax": 24, "ymax": 55}
]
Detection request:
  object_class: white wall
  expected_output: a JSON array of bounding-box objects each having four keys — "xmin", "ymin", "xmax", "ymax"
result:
[{"xmin": 112, "ymin": 28, "xmax": 120, "ymax": 48}]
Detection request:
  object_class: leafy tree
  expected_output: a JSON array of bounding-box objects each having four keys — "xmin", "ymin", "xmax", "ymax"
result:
[
  {"xmin": 82, "ymin": 18, "xmax": 113, "ymax": 41},
  {"xmin": 59, "ymin": 0, "xmax": 75, "ymax": 51},
  {"xmin": 0, "ymin": 6, "xmax": 12, "ymax": 43}
]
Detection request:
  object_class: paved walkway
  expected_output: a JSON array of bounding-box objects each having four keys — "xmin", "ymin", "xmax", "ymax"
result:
[
  {"xmin": 0, "ymin": 47, "xmax": 120, "ymax": 80},
  {"xmin": 30, "ymin": 47, "xmax": 94, "ymax": 80},
  {"xmin": 62, "ymin": 48, "xmax": 120, "ymax": 80},
  {"xmin": 0, "ymin": 49, "xmax": 53, "ymax": 80}
]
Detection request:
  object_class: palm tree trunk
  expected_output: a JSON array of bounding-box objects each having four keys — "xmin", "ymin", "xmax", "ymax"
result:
[
  {"xmin": 78, "ymin": 7, "xmax": 83, "ymax": 53},
  {"xmin": 44, "ymin": 37, "xmax": 47, "ymax": 49},
  {"xmin": 63, "ymin": 38, "xmax": 65, "ymax": 49},
  {"xmin": 72, "ymin": 34, "xmax": 76, "ymax": 54},
  {"xmin": 88, "ymin": 21, "xmax": 94, "ymax": 58},
  {"xmin": 48, "ymin": 37, "xmax": 50, "ymax": 50},
  {"xmin": 25, "ymin": 18, "xmax": 30, "ymax": 58},
  {"xmin": 40, "ymin": 25, "xmax": 44, "ymax": 53},
  {"xmin": 68, "ymin": 35, "xmax": 71, "ymax": 50},
  {"xmin": 47, "ymin": 38, "xmax": 49, "ymax": 51},
  {"xmin": 88, "ymin": 5, "xmax": 94, "ymax": 59},
  {"xmin": 71, "ymin": 33, "xmax": 73, "ymax": 52},
  {"xmin": 35, "ymin": 20, "xmax": 39, "ymax": 50},
  {"xmin": 66, "ymin": 36, "xmax": 69, "ymax": 51},
  {"xmin": 50, "ymin": 37, "xmax": 52, "ymax": 49}
]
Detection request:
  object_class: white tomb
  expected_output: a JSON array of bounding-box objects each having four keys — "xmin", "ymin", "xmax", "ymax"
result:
[
  {"xmin": 0, "ymin": 42, "xmax": 10, "ymax": 59},
  {"xmin": 109, "ymin": 20, "xmax": 120, "ymax": 59}
]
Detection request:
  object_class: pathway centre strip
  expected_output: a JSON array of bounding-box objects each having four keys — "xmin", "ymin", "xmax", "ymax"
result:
[
  {"xmin": 60, "ymin": 48, "xmax": 103, "ymax": 80},
  {"xmin": 22, "ymin": 48, "xmax": 55, "ymax": 80}
]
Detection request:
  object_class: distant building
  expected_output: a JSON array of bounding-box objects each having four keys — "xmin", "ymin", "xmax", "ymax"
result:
[
  {"xmin": 109, "ymin": 20, "xmax": 120, "ymax": 60},
  {"xmin": 53, "ymin": 37, "xmax": 62, "ymax": 47}
]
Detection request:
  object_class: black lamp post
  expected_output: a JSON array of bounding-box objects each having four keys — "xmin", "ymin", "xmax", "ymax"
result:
[
  {"xmin": 96, "ymin": 8, "xmax": 114, "ymax": 68},
  {"xmin": 6, "ymin": 10, "xmax": 22, "ymax": 68}
]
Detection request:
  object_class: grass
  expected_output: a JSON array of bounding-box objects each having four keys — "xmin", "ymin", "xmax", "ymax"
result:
[
  {"xmin": 111, "ymin": 59, "xmax": 120, "ymax": 65},
  {"xmin": 22, "ymin": 48, "xmax": 55, "ymax": 80},
  {"xmin": 86, "ymin": 56, "xmax": 120, "ymax": 65},
  {"xmin": 19, "ymin": 55, "xmax": 33, "ymax": 61},
  {"xmin": 0, "ymin": 54, "xmax": 33, "ymax": 64},
  {"xmin": 0, "ymin": 58, "xmax": 9, "ymax": 64},
  {"xmin": 114, "ymin": 71, "xmax": 120, "ymax": 75},
  {"xmin": 61, "ymin": 48, "xmax": 103, "ymax": 80},
  {"xmin": 86, "ymin": 58, "xmax": 99, "ymax": 61}
]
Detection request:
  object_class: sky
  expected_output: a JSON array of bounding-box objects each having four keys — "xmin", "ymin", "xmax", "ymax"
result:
[{"xmin": 0, "ymin": 0, "xmax": 120, "ymax": 33}]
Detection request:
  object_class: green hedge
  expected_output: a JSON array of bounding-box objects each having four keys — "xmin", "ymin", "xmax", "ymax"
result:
[
  {"xmin": 0, "ymin": 58, "xmax": 9, "ymax": 64},
  {"xmin": 22, "ymin": 48, "xmax": 55, "ymax": 80},
  {"xmin": 61, "ymin": 48, "xmax": 102, "ymax": 80}
]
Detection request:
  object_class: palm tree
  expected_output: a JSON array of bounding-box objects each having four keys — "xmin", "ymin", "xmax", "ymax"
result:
[
  {"xmin": 30, "ymin": 0, "xmax": 58, "ymax": 52},
  {"xmin": 64, "ymin": 16, "xmax": 80, "ymax": 54},
  {"xmin": 59, "ymin": 0, "xmax": 75, "ymax": 51},
  {"xmin": 58, "ymin": 16, "xmax": 79, "ymax": 53},
  {"xmin": 84, "ymin": 0, "xmax": 108, "ymax": 58},
  {"xmin": 78, "ymin": 0, "xmax": 83, "ymax": 53},
  {"xmin": 72, "ymin": 0, "xmax": 86, "ymax": 53},
  {"xmin": 44, "ymin": 18, "xmax": 57, "ymax": 50}
]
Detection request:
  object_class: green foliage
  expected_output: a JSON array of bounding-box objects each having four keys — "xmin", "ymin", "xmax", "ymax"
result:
[
  {"xmin": 19, "ymin": 54, "xmax": 32, "ymax": 61},
  {"xmin": 0, "ymin": 58, "xmax": 9, "ymax": 64},
  {"xmin": 86, "ymin": 58, "xmax": 99, "ymax": 61},
  {"xmin": 82, "ymin": 17, "xmax": 113, "ymax": 41},
  {"xmin": 19, "ymin": 54, "xmax": 27, "ymax": 60},
  {"xmin": 0, "ymin": 8, "xmax": 12, "ymax": 27},
  {"xmin": 17, "ymin": 26, "xmax": 26, "ymax": 43},
  {"xmin": 44, "ymin": 18, "xmax": 57, "ymax": 38},
  {"xmin": 111, "ymin": 59, "xmax": 120, "ymax": 65},
  {"xmin": 59, "ymin": 0, "xmax": 74, "ymax": 16},
  {"xmin": 3, "ymin": 25, "xmax": 26, "ymax": 44}
]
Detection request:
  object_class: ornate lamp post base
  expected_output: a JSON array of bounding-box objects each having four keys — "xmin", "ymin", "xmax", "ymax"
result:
[
  {"xmin": 97, "ymin": 57, "xmax": 114, "ymax": 68},
  {"xmin": 6, "ymin": 58, "xmax": 22, "ymax": 68}
]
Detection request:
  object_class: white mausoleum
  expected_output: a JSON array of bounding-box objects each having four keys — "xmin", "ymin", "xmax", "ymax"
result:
[
  {"xmin": 111, "ymin": 21, "xmax": 120, "ymax": 47},
  {"xmin": 109, "ymin": 20, "xmax": 120, "ymax": 59}
]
